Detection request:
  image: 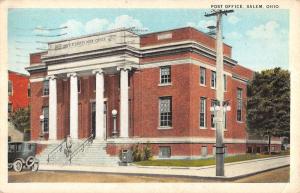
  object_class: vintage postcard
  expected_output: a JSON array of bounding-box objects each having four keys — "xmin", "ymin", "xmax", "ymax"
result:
[{"xmin": 0, "ymin": 0, "xmax": 299, "ymax": 193}]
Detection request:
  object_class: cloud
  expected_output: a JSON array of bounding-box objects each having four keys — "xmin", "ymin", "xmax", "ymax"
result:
[
  {"xmin": 186, "ymin": 19, "xmax": 215, "ymax": 32},
  {"xmin": 85, "ymin": 18, "xmax": 109, "ymax": 34},
  {"xmin": 60, "ymin": 15, "xmax": 147, "ymax": 38},
  {"xmin": 246, "ymin": 21, "xmax": 281, "ymax": 40},
  {"xmin": 108, "ymin": 15, "xmax": 146, "ymax": 30},
  {"xmin": 227, "ymin": 15, "xmax": 240, "ymax": 24},
  {"xmin": 225, "ymin": 31, "xmax": 242, "ymax": 40},
  {"xmin": 60, "ymin": 19, "xmax": 84, "ymax": 38}
]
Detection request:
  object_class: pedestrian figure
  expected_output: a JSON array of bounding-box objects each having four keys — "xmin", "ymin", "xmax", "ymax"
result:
[{"xmin": 64, "ymin": 135, "xmax": 72, "ymax": 157}]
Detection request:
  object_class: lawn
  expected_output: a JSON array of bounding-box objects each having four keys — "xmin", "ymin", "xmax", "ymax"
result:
[{"xmin": 134, "ymin": 152, "xmax": 289, "ymax": 167}]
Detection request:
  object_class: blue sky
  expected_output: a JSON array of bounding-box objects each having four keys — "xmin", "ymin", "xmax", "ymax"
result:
[{"xmin": 8, "ymin": 9, "xmax": 289, "ymax": 74}]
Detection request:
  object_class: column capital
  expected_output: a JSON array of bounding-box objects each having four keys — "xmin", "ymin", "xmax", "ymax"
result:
[
  {"xmin": 67, "ymin": 72, "xmax": 77, "ymax": 78},
  {"xmin": 46, "ymin": 75, "xmax": 57, "ymax": 80},
  {"xmin": 92, "ymin": 69, "xmax": 104, "ymax": 75},
  {"xmin": 117, "ymin": 65, "xmax": 132, "ymax": 72}
]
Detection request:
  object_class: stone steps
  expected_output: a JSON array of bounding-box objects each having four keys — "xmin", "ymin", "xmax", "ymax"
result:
[{"xmin": 37, "ymin": 139, "xmax": 119, "ymax": 166}]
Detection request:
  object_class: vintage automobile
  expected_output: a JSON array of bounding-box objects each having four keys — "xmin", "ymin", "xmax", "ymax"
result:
[{"xmin": 8, "ymin": 142, "xmax": 39, "ymax": 172}]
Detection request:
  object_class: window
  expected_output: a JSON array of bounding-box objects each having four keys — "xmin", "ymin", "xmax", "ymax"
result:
[
  {"xmin": 200, "ymin": 67, "xmax": 206, "ymax": 85},
  {"xmin": 160, "ymin": 66, "xmax": 171, "ymax": 84},
  {"xmin": 201, "ymin": 146, "xmax": 208, "ymax": 157},
  {"xmin": 224, "ymin": 74, "xmax": 227, "ymax": 91},
  {"xmin": 237, "ymin": 88, "xmax": 243, "ymax": 121},
  {"xmin": 8, "ymin": 103, "xmax": 12, "ymax": 114},
  {"xmin": 42, "ymin": 106, "xmax": 49, "ymax": 133},
  {"xmin": 211, "ymin": 100, "xmax": 218, "ymax": 128},
  {"xmin": 159, "ymin": 97, "xmax": 172, "ymax": 127},
  {"xmin": 43, "ymin": 80, "xmax": 49, "ymax": 96},
  {"xmin": 78, "ymin": 79, "xmax": 81, "ymax": 93},
  {"xmin": 211, "ymin": 71, "xmax": 216, "ymax": 88},
  {"xmin": 200, "ymin": 97, "xmax": 206, "ymax": 128},
  {"xmin": 271, "ymin": 146, "xmax": 275, "ymax": 152},
  {"xmin": 8, "ymin": 80, "xmax": 12, "ymax": 96},
  {"xmin": 159, "ymin": 146, "xmax": 171, "ymax": 158},
  {"xmin": 27, "ymin": 83, "xmax": 31, "ymax": 97}
]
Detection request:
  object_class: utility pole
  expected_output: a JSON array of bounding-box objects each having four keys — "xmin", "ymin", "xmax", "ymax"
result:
[{"xmin": 205, "ymin": 9, "xmax": 234, "ymax": 176}]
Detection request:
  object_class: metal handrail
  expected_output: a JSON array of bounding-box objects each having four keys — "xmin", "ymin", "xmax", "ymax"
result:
[
  {"xmin": 69, "ymin": 134, "xmax": 94, "ymax": 164},
  {"xmin": 47, "ymin": 138, "xmax": 66, "ymax": 163}
]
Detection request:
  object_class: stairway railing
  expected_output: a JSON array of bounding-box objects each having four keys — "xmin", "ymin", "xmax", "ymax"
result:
[
  {"xmin": 69, "ymin": 134, "xmax": 94, "ymax": 164},
  {"xmin": 47, "ymin": 138, "xmax": 66, "ymax": 163}
]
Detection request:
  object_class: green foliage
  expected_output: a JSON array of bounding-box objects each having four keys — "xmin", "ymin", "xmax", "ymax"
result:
[
  {"xmin": 135, "ymin": 153, "xmax": 289, "ymax": 167},
  {"xmin": 9, "ymin": 107, "xmax": 30, "ymax": 133},
  {"xmin": 131, "ymin": 143, "xmax": 153, "ymax": 162},
  {"xmin": 247, "ymin": 68, "xmax": 290, "ymax": 136},
  {"xmin": 247, "ymin": 68, "xmax": 290, "ymax": 152},
  {"xmin": 143, "ymin": 143, "xmax": 152, "ymax": 160}
]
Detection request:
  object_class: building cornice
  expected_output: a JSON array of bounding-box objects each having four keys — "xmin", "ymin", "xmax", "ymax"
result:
[{"xmin": 25, "ymin": 63, "xmax": 47, "ymax": 73}]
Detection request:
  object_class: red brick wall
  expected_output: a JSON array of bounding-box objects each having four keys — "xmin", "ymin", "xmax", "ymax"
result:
[
  {"xmin": 8, "ymin": 71, "xmax": 30, "ymax": 111},
  {"xmin": 106, "ymin": 143, "xmax": 247, "ymax": 157},
  {"xmin": 30, "ymin": 52, "xmax": 46, "ymax": 64},
  {"xmin": 30, "ymin": 80, "xmax": 49, "ymax": 140},
  {"xmin": 141, "ymin": 27, "xmax": 232, "ymax": 57}
]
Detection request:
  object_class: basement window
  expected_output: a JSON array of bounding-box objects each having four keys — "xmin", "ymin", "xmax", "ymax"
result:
[{"xmin": 159, "ymin": 146, "xmax": 171, "ymax": 158}]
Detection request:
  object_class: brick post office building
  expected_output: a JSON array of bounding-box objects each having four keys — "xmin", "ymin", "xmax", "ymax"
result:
[{"xmin": 26, "ymin": 27, "xmax": 281, "ymax": 160}]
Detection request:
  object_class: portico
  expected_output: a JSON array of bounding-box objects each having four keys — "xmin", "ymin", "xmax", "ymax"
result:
[{"xmin": 46, "ymin": 65, "xmax": 133, "ymax": 140}]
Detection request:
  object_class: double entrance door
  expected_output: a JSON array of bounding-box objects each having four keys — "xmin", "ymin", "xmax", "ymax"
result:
[{"xmin": 91, "ymin": 102, "xmax": 107, "ymax": 139}]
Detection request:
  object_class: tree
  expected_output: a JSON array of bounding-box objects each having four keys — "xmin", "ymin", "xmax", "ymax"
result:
[
  {"xmin": 247, "ymin": 68, "xmax": 290, "ymax": 154},
  {"xmin": 9, "ymin": 107, "xmax": 30, "ymax": 133}
]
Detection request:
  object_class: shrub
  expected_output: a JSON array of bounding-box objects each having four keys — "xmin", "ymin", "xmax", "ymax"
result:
[{"xmin": 10, "ymin": 107, "xmax": 30, "ymax": 133}]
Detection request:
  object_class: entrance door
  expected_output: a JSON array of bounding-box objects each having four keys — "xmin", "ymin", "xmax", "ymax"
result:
[{"xmin": 91, "ymin": 102, "xmax": 107, "ymax": 139}]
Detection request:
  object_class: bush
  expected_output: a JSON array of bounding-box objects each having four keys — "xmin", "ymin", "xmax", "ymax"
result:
[
  {"xmin": 131, "ymin": 143, "xmax": 152, "ymax": 162},
  {"xmin": 10, "ymin": 107, "xmax": 30, "ymax": 133}
]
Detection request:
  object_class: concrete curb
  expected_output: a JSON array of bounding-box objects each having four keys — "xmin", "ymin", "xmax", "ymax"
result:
[{"xmin": 38, "ymin": 156, "xmax": 290, "ymax": 181}]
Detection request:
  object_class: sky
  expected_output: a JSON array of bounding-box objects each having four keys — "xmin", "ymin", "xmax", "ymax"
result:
[{"xmin": 7, "ymin": 9, "xmax": 289, "ymax": 74}]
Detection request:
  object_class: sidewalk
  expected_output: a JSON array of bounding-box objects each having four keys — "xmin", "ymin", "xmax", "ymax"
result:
[{"xmin": 39, "ymin": 156, "xmax": 290, "ymax": 180}]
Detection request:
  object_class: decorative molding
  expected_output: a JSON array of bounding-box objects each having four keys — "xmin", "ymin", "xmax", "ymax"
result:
[
  {"xmin": 106, "ymin": 137, "xmax": 247, "ymax": 144},
  {"xmin": 29, "ymin": 77, "xmax": 46, "ymax": 83},
  {"xmin": 67, "ymin": 72, "xmax": 77, "ymax": 78}
]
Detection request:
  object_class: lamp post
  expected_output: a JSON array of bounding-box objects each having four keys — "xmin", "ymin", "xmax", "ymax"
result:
[
  {"xmin": 39, "ymin": 115, "xmax": 44, "ymax": 140},
  {"xmin": 112, "ymin": 109, "xmax": 118, "ymax": 138},
  {"xmin": 205, "ymin": 9, "xmax": 234, "ymax": 177}
]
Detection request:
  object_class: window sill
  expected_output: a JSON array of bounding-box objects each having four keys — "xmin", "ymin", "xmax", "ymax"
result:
[
  {"xmin": 236, "ymin": 121, "xmax": 244, "ymax": 124},
  {"xmin": 200, "ymin": 84, "xmax": 206, "ymax": 87},
  {"xmin": 199, "ymin": 127, "xmax": 207, "ymax": 130},
  {"xmin": 41, "ymin": 95, "xmax": 49, "ymax": 97},
  {"xmin": 158, "ymin": 127, "xmax": 173, "ymax": 130},
  {"xmin": 158, "ymin": 83, "xmax": 172, "ymax": 87}
]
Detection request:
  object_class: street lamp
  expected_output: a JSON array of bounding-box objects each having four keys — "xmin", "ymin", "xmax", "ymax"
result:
[
  {"xmin": 112, "ymin": 109, "xmax": 118, "ymax": 138},
  {"xmin": 39, "ymin": 115, "xmax": 44, "ymax": 140}
]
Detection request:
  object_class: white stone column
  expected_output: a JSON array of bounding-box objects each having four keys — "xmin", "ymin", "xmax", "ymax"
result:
[
  {"xmin": 48, "ymin": 75, "xmax": 57, "ymax": 140},
  {"xmin": 118, "ymin": 66, "xmax": 131, "ymax": 138},
  {"xmin": 67, "ymin": 73, "xmax": 78, "ymax": 139},
  {"xmin": 93, "ymin": 69, "xmax": 105, "ymax": 140}
]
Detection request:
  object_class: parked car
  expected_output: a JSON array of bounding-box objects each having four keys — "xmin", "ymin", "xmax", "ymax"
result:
[{"xmin": 8, "ymin": 142, "xmax": 39, "ymax": 172}]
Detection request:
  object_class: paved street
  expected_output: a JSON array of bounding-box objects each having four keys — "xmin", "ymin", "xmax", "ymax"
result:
[
  {"xmin": 8, "ymin": 166, "xmax": 289, "ymax": 183},
  {"xmin": 38, "ymin": 156, "xmax": 290, "ymax": 179}
]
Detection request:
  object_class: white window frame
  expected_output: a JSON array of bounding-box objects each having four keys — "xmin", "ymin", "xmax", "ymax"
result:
[
  {"xmin": 42, "ymin": 80, "xmax": 49, "ymax": 96},
  {"xmin": 211, "ymin": 71, "xmax": 216, "ymax": 89},
  {"xmin": 200, "ymin": 67, "xmax": 206, "ymax": 86},
  {"xmin": 159, "ymin": 146, "xmax": 171, "ymax": 158},
  {"xmin": 42, "ymin": 106, "xmax": 49, "ymax": 133},
  {"xmin": 159, "ymin": 66, "xmax": 171, "ymax": 85},
  {"xmin": 200, "ymin": 97, "xmax": 206, "ymax": 129},
  {"xmin": 158, "ymin": 96, "xmax": 172, "ymax": 129}
]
